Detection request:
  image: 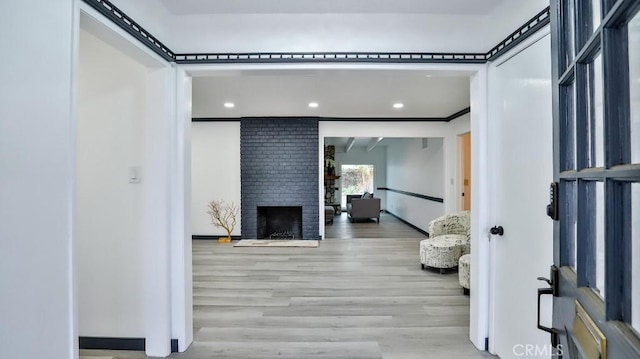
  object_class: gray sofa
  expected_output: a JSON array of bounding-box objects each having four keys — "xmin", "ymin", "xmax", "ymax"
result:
[{"xmin": 346, "ymin": 194, "xmax": 381, "ymax": 223}]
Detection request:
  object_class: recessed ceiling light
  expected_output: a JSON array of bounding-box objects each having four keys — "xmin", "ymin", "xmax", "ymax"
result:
[
  {"xmin": 393, "ymin": 103, "xmax": 404, "ymax": 109},
  {"xmin": 224, "ymin": 102, "xmax": 235, "ymax": 108},
  {"xmin": 425, "ymin": 74, "xmax": 433, "ymax": 78},
  {"xmin": 308, "ymin": 102, "xmax": 319, "ymax": 108}
]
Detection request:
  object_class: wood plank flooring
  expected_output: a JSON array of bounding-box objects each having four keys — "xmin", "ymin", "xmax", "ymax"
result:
[
  {"xmin": 81, "ymin": 216, "xmax": 492, "ymax": 359},
  {"xmin": 324, "ymin": 212, "xmax": 427, "ymax": 239}
]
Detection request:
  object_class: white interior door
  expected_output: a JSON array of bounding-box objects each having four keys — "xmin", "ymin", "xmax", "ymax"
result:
[{"xmin": 490, "ymin": 34, "xmax": 554, "ymax": 358}]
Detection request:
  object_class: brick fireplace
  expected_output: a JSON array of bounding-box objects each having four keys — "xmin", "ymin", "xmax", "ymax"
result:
[{"xmin": 240, "ymin": 118, "xmax": 319, "ymax": 240}]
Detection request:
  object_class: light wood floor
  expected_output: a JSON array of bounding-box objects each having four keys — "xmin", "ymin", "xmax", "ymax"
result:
[
  {"xmin": 324, "ymin": 212, "xmax": 426, "ymax": 239},
  {"xmin": 81, "ymin": 218, "xmax": 492, "ymax": 359}
]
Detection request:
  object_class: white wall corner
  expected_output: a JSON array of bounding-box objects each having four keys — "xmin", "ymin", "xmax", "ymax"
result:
[
  {"xmin": 142, "ymin": 66, "xmax": 175, "ymax": 357},
  {"xmin": 469, "ymin": 65, "xmax": 491, "ymax": 351},
  {"xmin": 171, "ymin": 67, "xmax": 194, "ymax": 351}
]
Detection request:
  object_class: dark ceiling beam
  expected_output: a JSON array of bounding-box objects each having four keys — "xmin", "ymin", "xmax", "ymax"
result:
[{"xmin": 191, "ymin": 106, "xmax": 471, "ymax": 122}]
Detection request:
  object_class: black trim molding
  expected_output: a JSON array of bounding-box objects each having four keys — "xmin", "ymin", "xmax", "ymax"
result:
[
  {"xmin": 175, "ymin": 52, "xmax": 487, "ymax": 64},
  {"xmin": 377, "ymin": 187, "xmax": 444, "ymax": 203},
  {"xmin": 81, "ymin": 0, "xmax": 549, "ymax": 65},
  {"xmin": 192, "ymin": 107, "xmax": 471, "ymax": 123},
  {"xmin": 192, "ymin": 235, "xmax": 242, "ymax": 240},
  {"xmin": 192, "ymin": 118, "xmax": 242, "ymax": 122},
  {"xmin": 79, "ymin": 337, "xmax": 179, "ymax": 353},
  {"xmin": 485, "ymin": 7, "xmax": 551, "ymax": 61},
  {"xmin": 446, "ymin": 107, "xmax": 471, "ymax": 121},
  {"xmin": 82, "ymin": 0, "xmax": 174, "ymax": 62},
  {"xmin": 79, "ymin": 337, "xmax": 145, "ymax": 351},
  {"xmin": 385, "ymin": 210, "xmax": 429, "ymax": 237}
]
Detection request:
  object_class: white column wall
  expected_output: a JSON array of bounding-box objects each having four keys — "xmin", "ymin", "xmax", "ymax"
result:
[
  {"xmin": 190, "ymin": 122, "xmax": 242, "ymax": 236},
  {"xmin": 78, "ymin": 5, "xmax": 185, "ymax": 355},
  {"xmin": 76, "ymin": 29, "xmax": 147, "ymax": 337},
  {"xmin": 172, "ymin": 68, "xmax": 194, "ymax": 351},
  {"xmin": 470, "ymin": 68, "xmax": 491, "ymax": 350},
  {"xmin": 386, "ymin": 138, "xmax": 445, "ymax": 232},
  {"xmin": 0, "ymin": 1, "xmax": 78, "ymax": 359},
  {"xmin": 142, "ymin": 66, "xmax": 175, "ymax": 357}
]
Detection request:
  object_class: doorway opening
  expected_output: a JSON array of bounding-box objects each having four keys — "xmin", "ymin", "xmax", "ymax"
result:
[
  {"xmin": 459, "ymin": 132, "xmax": 471, "ymax": 211},
  {"xmin": 340, "ymin": 164, "xmax": 375, "ymax": 209}
]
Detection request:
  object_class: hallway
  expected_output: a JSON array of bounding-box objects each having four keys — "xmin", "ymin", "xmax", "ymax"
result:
[{"xmin": 81, "ymin": 238, "xmax": 491, "ymax": 359}]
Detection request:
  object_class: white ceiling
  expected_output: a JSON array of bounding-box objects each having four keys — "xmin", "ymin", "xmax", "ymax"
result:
[
  {"xmin": 192, "ymin": 70, "xmax": 470, "ymax": 118},
  {"xmin": 158, "ymin": 0, "xmax": 505, "ymax": 15},
  {"xmin": 325, "ymin": 137, "xmax": 438, "ymax": 149}
]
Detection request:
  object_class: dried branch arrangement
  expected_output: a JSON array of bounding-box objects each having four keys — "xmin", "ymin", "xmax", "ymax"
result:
[{"xmin": 206, "ymin": 200, "xmax": 239, "ymax": 241}]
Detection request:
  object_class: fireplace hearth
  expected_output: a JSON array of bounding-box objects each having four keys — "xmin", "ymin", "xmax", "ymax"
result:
[{"xmin": 257, "ymin": 206, "xmax": 302, "ymax": 240}]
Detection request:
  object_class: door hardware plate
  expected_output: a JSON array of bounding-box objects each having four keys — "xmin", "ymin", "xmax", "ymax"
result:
[{"xmin": 573, "ymin": 301, "xmax": 607, "ymax": 359}]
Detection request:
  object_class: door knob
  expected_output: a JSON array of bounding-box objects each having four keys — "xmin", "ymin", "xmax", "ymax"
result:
[{"xmin": 490, "ymin": 226, "xmax": 504, "ymax": 236}]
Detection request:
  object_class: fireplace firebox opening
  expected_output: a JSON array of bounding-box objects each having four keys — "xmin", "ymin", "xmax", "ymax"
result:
[{"xmin": 256, "ymin": 206, "xmax": 303, "ymax": 240}]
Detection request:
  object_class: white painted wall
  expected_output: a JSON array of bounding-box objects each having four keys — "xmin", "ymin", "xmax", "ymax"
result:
[
  {"xmin": 191, "ymin": 122, "xmax": 242, "ymax": 236},
  {"xmin": 386, "ymin": 138, "xmax": 444, "ymax": 232},
  {"xmin": 469, "ymin": 67, "xmax": 491, "ymax": 351},
  {"xmin": 78, "ymin": 6, "xmax": 182, "ymax": 355},
  {"xmin": 482, "ymin": 0, "xmax": 550, "ymax": 47},
  {"xmin": 142, "ymin": 64, "xmax": 176, "ymax": 358},
  {"xmin": 170, "ymin": 13, "xmax": 489, "ymax": 53},
  {"xmin": 110, "ymin": 0, "xmax": 548, "ymax": 55},
  {"xmin": 105, "ymin": 0, "xmax": 175, "ymax": 49},
  {"xmin": 77, "ymin": 29, "xmax": 147, "ymax": 337},
  {"xmin": 172, "ymin": 68, "xmax": 194, "ymax": 351},
  {"xmin": 0, "ymin": 1, "xmax": 77, "ymax": 359},
  {"xmin": 334, "ymin": 146, "xmax": 387, "ymax": 209}
]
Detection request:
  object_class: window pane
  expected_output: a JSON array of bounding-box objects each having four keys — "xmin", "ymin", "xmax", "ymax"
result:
[
  {"xmin": 595, "ymin": 182, "xmax": 605, "ymax": 297},
  {"xmin": 564, "ymin": 0, "xmax": 576, "ymax": 70},
  {"xmin": 593, "ymin": 0, "xmax": 602, "ymax": 30},
  {"xmin": 633, "ymin": 183, "xmax": 640, "ymax": 333},
  {"xmin": 592, "ymin": 54, "xmax": 604, "ymax": 167},
  {"xmin": 630, "ymin": 11, "xmax": 640, "ymax": 163}
]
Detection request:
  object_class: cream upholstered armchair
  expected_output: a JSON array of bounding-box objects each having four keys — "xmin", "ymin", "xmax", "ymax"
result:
[
  {"xmin": 427, "ymin": 211, "xmax": 471, "ymax": 255},
  {"xmin": 419, "ymin": 211, "xmax": 470, "ymax": 274}
]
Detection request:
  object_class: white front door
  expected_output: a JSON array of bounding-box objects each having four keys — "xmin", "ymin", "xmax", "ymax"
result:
[{"xmin": 489, "ymin": 33, "xmax": 554, "ymax": 358}]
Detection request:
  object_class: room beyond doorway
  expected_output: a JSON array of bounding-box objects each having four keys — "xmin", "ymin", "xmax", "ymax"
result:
[
  {"xmin": 460, "ymin": 132, "xmax": 471, "ymax": 211},
  {"xmin": 340, "ymin": 164, "xmax": 375, "ymax": 210},
  {"xmin": 324, "ymin": 212, "xmax": 425, "ymax": 239}
]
